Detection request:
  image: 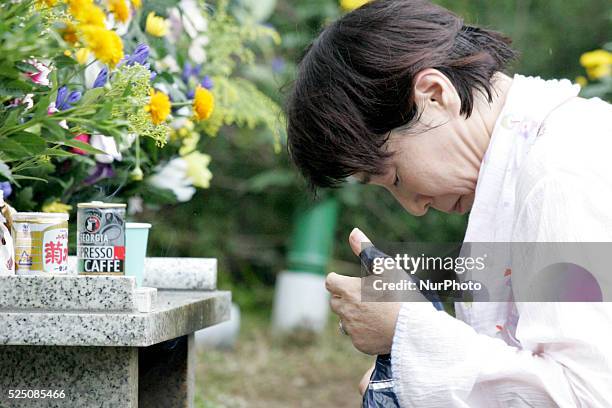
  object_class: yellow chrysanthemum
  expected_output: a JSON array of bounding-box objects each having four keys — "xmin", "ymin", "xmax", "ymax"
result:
[
  {"xmin": 42, "ymin": 201, "xmax": 72, "ymax": 214},
  {"xmin": 340, "ymin": 0, "xmax": 370, "ymax": 11},
  {"xmin": 61, "ymin": 21, "xmax": 79, "ymax": 45},
  {"xmin": 184, "ymin": 151, "xmax": 212, "ymax": 188},
  {"xmin": 131, "ymin": 0, "xmax": 141, "ymax": 9},
  {"xmin": 193, "ymin": 86, "xmax": 214, "ymax": 121},
  {"xmin": 75, "ymin": 48, "xmax": 90, "ymax": 64},
  {"xmin": 145, "ymin": 89, "xmax": 171, "ymax": 125},
  {"xmin": 79, "ymin": 25, "xmax": 124, "ymax": 67},
  {"xmin": 580, "ymin": 49, "xmax": 612, "ymax": 80},
  {"xmin": 145, "ymin": 12, "xmax": 169, "ymax": 37},
  {"xmin": 67, "ymin": 0, "xmax": 106, "ymax": 27},
  {"xmin": 108, "ymin": 0, "xmax": 130, "ymax": 23},
  {"xmin": 37, "ymin": 0, "xmax": 57, "ymax": 7}
]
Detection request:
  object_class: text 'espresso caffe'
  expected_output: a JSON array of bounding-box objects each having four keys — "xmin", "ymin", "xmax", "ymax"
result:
[{"xmin": 77, "ymin": 201, "xmax": 126, "ymax": 275}]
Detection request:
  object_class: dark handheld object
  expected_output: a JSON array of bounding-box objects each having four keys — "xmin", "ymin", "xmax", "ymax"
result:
[{"xmin": 359, "ymin": 244, "xmax": 444, "ymax": 408}]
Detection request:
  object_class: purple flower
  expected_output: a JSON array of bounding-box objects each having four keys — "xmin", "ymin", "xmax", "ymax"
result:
[
  {"xmin": 200, "ymin": 75, "xmax": 213, "ymax": 90},
  {"xmin": 0, "ymin": 182, "xmax": 11, "ymax": 199},
  {"xmin": 124, "ymin": 43, "xmax": 150, "ymax": 66},
  {"xmin": 150, "ymin": 71, "xmax": 157, "ymax": 81},
  {"xmin": 55, "ymin": 86, "xmax": 82, "ymax": 111},
  {"xmin": 93, "ymin": 67, "xmax": 108, "ymax": 88},
  {"xmin": 187, "ymin": 89, "xmax": 195, "ymax": 99},
  {"xmin": 181, "ymin": 62, "xmax": 201, "ymax": 83},
  {"xmin": 84, "ymin": 163, "xmax": 115, "ymax": 185}
]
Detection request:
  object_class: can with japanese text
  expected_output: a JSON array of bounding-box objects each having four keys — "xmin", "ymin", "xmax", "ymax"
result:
[
  {"xmin": 77, "ymin": 202, "xmax": 126, "ymax": 275},
  {"xmin": 12, "ymin": 212, "xmax": 69, "ymax": 275}
]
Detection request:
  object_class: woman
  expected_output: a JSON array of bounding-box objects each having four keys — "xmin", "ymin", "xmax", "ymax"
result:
[{"xmin": 285, "ymin": 0, "xmax": 612, "ymax": 406}]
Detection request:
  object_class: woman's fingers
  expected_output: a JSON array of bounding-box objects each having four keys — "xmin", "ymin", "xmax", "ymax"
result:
[
  {"xmin": 359, "ymin": 363, "xmax": 376, "ymax": 396},
  {"xmin": 325, "ymin": 272, "xmax": 355, "ymax": 297},
  {"xmin": 349, "ymin": 227, "xmax": 372, "ymax": 256}
]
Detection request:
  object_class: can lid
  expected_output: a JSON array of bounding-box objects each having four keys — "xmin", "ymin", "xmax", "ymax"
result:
[
  {"xmin": 77, "ymin": 201, "xmax": 127, "ymax": 208},
  {"xmin": 13, "ymin": 212, "xmax": 69, "ymax": 221}
]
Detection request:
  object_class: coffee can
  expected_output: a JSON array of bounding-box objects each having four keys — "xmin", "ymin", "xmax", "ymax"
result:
[{"xmin": 77, "ymin": 201, "xmax": 126, "ymax": 275}]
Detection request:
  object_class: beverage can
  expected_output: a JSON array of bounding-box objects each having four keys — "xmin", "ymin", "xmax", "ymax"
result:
[
  {"xmin": 12, "ymin": 212, "xmax": 69, "ymax": 275},
  {"xmin": 77, "ymin": 201, "xmax": 126, "ymax": 275}
]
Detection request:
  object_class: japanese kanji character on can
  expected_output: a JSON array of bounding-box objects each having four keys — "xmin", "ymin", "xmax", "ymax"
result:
[{"xmin": 12, "ymin": 212, "xmax": 69, "ymax": 275}]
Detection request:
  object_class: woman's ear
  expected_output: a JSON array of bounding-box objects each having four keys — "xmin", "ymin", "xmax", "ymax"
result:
[{"xmin": 413, "ymin": 69, "xmax": 461, "ymax": 117}]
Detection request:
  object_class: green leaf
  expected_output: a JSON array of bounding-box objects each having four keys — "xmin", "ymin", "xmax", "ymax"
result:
[
  {"xmin": 80, "ymin": 87, "xmax": 105, "ymax": 106},
  {"xmin": 0, "ymin": 139, "xmax": 31, "ymax": 160},
  {"xmin": 12, "ymin": 174, "xmax": 48, "ymax": 183},
  {"xmin": 53, "ymin": 55, "xmax": 77, "ymax": 69},
  {"xmin": 0, "ymin": 79, "xmax": 33, "ymax": 97},
  {"xmin": 53, "ymin": 139, "xmax": 107, "ymax": 156},
  {"xmin": 42, "ymin": 119, "xmax": 70, "ymax": 140},
  {"xmin": 10, "ymin": 132, "xmax": 46, "ymax": 155},
  {"xmin": 12, "ymin": 186, "xmax": 35, "ymax": 211},
  {"xmin": 42, "ymin": 148, "xmax": 73, "ymax": 157},
  {"xmin": 14, "ymin": 61, "xmax": 38, "ymax": 74}
]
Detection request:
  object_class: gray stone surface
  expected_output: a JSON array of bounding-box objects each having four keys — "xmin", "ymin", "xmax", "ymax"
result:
[
  {"xmin": 0, "ymin": 290, "xmax": 231, "ymax": 347},
  {"xmin": 143, "ymin": 257, "xmax": 217, "ymax": 290},
  {"xmin": 0, "ymin": 344, "xmax": 138, "ymax": 407},
  {"xmin": 139, "ymin": 334, "xmax": 195, "ymax": 408},
  {"xmin": 0, "ymin": 275, "xmax": 136, "ymax": 312}
]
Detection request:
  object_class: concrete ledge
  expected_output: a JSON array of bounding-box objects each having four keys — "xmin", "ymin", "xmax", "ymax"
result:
[
  {"xmin": 0, "ymin": 290, "xmax": 231, "ymax": 347},
  {"xmin": 143, "ymin": 258, "xmax": 217, "ymax": 290},
  {"xmin": 0, "ymin": 275, "xmax": 136, "ymax": 312}
]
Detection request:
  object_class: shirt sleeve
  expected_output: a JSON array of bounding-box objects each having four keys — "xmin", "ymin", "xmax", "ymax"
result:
[{"xmin": 391, "ymin": 171, "xmax": 612, "ymax": 407}]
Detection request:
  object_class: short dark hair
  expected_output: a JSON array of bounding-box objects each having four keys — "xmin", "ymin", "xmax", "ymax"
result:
[{"xmin": 285, "ymin": 0, "xmax": 516, "ymax": 189}]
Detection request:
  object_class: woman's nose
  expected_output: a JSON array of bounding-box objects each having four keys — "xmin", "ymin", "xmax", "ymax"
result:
[{"xmin": 404, "ymin": 193, "xmax": 432, "ymax": 216}]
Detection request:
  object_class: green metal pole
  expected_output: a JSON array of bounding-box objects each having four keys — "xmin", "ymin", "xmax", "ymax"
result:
[{"xmin": 287, "ymin": 197, "xmax": 339, "ymax": 275}]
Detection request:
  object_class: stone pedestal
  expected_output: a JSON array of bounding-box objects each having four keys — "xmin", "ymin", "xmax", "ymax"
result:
[{"xmin": 0, "ymin": 258, "xmax": 229, "ymax": 407}]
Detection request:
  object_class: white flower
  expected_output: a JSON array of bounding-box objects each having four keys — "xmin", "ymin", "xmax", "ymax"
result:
[
  {"xmin": 156, "ymin": 55, "xmax": 180, "ymax": 73},
  {"xmin": 128, "ymin": 196, "xmax": 144, "ymax": 215},
  {"xmin": 90, "ymin": 134, "xmax": 122, "ymax": 163},
  {"xmin": 180, "ymin": 0, "xmax": 208, "ymax": 38},
  {"xmin": 118, "ymin": 133, "xmax": 137, "ymax": 151},
  {"xmin": 189, "ymin": 35, "xmax": 209, "ymax": 64},
  {"xmin": 148, "ymin": 158, "xmax": 196, "ymax": 202}
]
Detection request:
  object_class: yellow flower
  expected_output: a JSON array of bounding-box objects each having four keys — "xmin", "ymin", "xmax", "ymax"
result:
[
  {"xmin": 145, "ymin": 89, "xmax": 171, "ymax": 125},
  {"xmin": 75, "ymin": 48, "xmax": 90, "ymax": 64},
  {"xmin": 131, "ymin": 0, "xmax": 141, "ymax": 9},
  {"xmin": 42, "ymin": 201, "xmax": 72, "ymax": 214},
  {"xmin": 61, "ymin": 21, "xmax": 79, "ymax": 45},
  {"xmin": 67, "ymin": 0, "xmax": 106, "ymax": 27},
  {"xmin": 579, "ymin": 49, "xmax": 612, "ymax": 80},
  {"xmin": 63, "ymin": 50, "xmax": 72, "ymax": 57},
  {"xmin": 37, "ymin": 0, "xmax": 57, "ymax": 7},
  {"xmin": 79, "ymin": 25, "xmax": 124, "ymax": 67},
  {"xmin": 193, "ymin": 85, "xmax": 214, "ymax": 121},
  {"xmin": 184, "ymin": 151, "xmax": 212, "ymax": 188},
  {"xmin": 108, "ymin": 0, "xmax": 130, "ymax": 23},
  {"xmin": 340, "ymin": 0, "xmax": 370, "ymax": 11},
  {"xmin": 179, "ymin": 133, "xmax": 200, "ymax": 156},
  {"xmin": 574, "ymin": 75, "xmax": 588, "ymax": 87},
  {"xmin": 146, "ymin": 12, "xmax": 169, "ymax": 37}
]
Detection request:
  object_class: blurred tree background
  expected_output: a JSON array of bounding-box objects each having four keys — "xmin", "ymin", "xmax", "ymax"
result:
[{"xmin": 143, "ymin": 0, "xmax": 612, "ymax": 313}]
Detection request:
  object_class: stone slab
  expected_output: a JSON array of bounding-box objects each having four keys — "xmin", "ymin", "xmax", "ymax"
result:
[
  {"xmin": 0, "ymin": 275, "xmax": 136, "ymax": 312},
  {"xmin": 0, "ymin": 290, "xmax": 231, "ymax": 347},
  {"xmin": 143, "ymin": 258, "xmax": 217, "ymax": 290},
  {"xmin": 0, "ymin": 344, "xmax": 138, "ymax": 407},
  {"xmin": 139, "ymin": 334, "xmax": 195, "ymax": 408}
]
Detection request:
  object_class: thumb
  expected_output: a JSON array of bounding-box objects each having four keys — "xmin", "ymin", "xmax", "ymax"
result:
[{"xmin": 348, "ymin": 227, "xmax": 372, "ymax": 257}]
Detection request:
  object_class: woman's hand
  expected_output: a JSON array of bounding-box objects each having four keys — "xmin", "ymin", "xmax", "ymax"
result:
[{"xmin": 326, "ymin": 228, "xmax": 401, "ymax": 355}]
